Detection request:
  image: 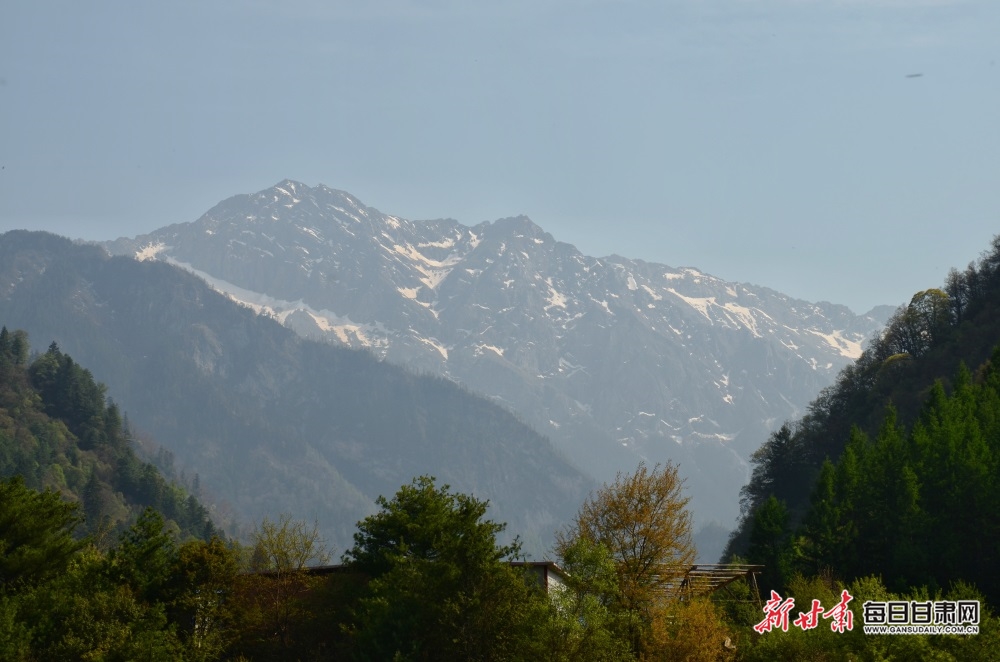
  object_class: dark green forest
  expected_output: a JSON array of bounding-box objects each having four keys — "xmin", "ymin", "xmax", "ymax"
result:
[
  {"xmin": 0, "ymin": 327, "xmax": 215, "ymax": 541},
  {"xmin": 715, "ymin": 237, "xmax": 1000, "ymax": 657},
  {"xmin": 1, "ymin": 465, "xmax": 726, "ymax": 661},
  {"xmin": 5, "ymin": 446, "xmax": 997, "ymax": 660},
  {"xmin": 731, "ymin": 236, "xmax": 1000, "ymax": 555}
]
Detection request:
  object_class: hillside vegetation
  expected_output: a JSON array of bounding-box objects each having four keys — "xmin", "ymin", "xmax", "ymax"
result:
[
  {"xmin": 0, "ymin": 327, "xmax": 216, "ymax": 541},
  {"xmin": 711, "ymin": 235, "xmax": 1000, "ymax": 658},
  {"xmin": 730, "ymin": 235, "xmax": 1000, "ymax": 555},
  {"xmin": 0, "ymin": 231, "xmax": 592, "ymax": 554}
]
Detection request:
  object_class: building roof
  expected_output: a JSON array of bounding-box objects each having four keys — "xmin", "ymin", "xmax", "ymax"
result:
[{"xmin": 658, "ymin": 563, "xmax": 765, "ymax": 600}]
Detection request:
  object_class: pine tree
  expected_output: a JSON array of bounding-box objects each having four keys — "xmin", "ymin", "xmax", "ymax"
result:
[
  {"xmin": 0, "ymin": 476, "xmax": 84, "ymax": 590},
  {"xmin": 344, "ymin": 476, "xmax": 546, "ymax": 660},
  {"xmin": 747, "ymin": 496, "xmax": 796, "ymax": 595}
]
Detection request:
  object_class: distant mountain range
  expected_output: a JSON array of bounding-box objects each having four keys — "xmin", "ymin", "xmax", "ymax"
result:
[
  {"xmin": 105, "ymin": 180, "xmax": 891, "ymax": 539},
  {"xmin": 0, "ymin": 231, "xmax": 592, "ymax": 556}
]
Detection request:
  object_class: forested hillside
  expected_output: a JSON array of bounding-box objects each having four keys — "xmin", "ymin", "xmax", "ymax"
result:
[
  {"xmin": 0, "ymin": 468, "xmax": 722, "ymax": 660},
  {"xmin": 726, "ymin": 235, "xmax": 1000, "ymax": 598},
  {"xmin": 0, "ymin": 231, "xmax": 592, "ymax": 555},
  {"xmin": 0, "ymin": 327, "xmax": 216, "ymax": 541}
]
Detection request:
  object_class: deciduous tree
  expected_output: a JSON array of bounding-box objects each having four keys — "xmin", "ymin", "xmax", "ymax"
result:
[
  {"xmin": 555, "ymin": 462, "xmax": 696, "ymax": 654},
  {"xmin": 238, "ymin": 514, "xmax": 330, "ymax": 656},
  {"xmin": 542, "ymin": 536, "xmax": 634, "ymax": 661}
]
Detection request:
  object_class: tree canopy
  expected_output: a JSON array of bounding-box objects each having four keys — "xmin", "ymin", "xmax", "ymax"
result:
[
  {"xmin": 0, "ymin": 475, "xmax": 84, "ymax": 591},
  {"xmin": 556, "ymin": 462, "xmax": 697, "ymax": 656},
  {"xmin": 0, "ymin": 328, "xmax": 217, "ymax": 541},
  {"xmin": 343, "ymin": 475, "xmax": 549, "ymax": 661},
  {"xmin": 728, "ymin": 234, "xmax": 1000, "ymax": 560}
]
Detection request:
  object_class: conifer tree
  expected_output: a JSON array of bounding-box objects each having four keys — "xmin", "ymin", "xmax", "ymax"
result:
[
  {"xmin": 344, "ymin": 476, "xmax": 546, "ymax": 660},
  {"xmin": 0, "ymin": 475, "xmax": 84, "ymax": 590}
]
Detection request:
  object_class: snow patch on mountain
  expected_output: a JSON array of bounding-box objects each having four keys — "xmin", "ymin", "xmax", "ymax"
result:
[
  {"xmin": 161, "ymin": 256, "xmax": 389, "ymax": 347},
  {"xmin": 418, "ymin": 336, "xmax": 449, "ymax": 359},
  {"xmin": 668, "ymin": 289, "xmax": 715, "ymax": 320},
  {"xmin": 474, "ymin": 343, "xmax": 505, "ymax": 357},
  {"xmin": 721, "ymin": 303, "xmax": 763, "ymax": 337},
  {"xmin": 135, "ymin": 242, "xmax": 167, "ymax": 261},
  {"xmin": 418, "ymin": 238, "xmax": 456, "ymax": 250},
  {"xmin": 398, "ymin": 287, "xmax": 420, "ymax": 299},
  {"xmin": 545, "ymin": 279, "xmax": 568, "ymax": 311},
  {"xmin": 641, "ymin": 284, "xmax": 663, "ymax": 301},
  {"xmin": 808, "ymin": 329, "xmax": 864, "ymax": 359}
]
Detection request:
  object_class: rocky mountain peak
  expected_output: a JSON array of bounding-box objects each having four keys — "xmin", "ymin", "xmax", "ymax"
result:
[{"xmin": 104, "ymin": 181, "xmax": 887, "ymax": 534}]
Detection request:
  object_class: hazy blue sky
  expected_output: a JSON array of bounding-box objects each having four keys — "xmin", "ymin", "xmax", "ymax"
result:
[{"xmin": 2, "ymin": 0, "xmax": 998, "ymax": 313}]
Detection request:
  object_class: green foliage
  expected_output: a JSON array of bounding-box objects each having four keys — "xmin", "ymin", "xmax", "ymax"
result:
[
  {"xmin": 542, "ymin": 537, "xmax": 635, "ymax": 661},
  {"xmin": 747, "ymin": 496, "xmax": 797, "ymax": 596},
  {"xmin": 346, "ymin": 475, "xmax": 518, "ymax": 574},
  {"xmin": 710, "ymin": 570, "xmax": 762, "ymax": 632},
  {"xmin": 0, "ymin": 475, "xmax": 84, "ymax": 591},
  {"xmin": 1, "ymin": 463, "xmax": 589, "ymax": 659},
  {"xmin": 0, "ymin": 327, "xmax": 231, "ymax": 658},
  {"xmin": 0, "ymin": 593, "xmax": 32, "ymax": 660},
  {"xmin": 29, "ymin": 343, "xmax": 110, "ymax": 450},
  {"xmin": 730, "ymin": 234, "xmax": 1000, "ymax": 564},
  {"xmin": 107, "ymin": 508, "xmax": 177, "ymax": 603},
  {"xmin": 728, "ymin": 234, "xmax": 1000, "ymax": 621},
  {"xmin": 7, "ymin": 530, "xmax": 182, "ymax": 660},
  {"xmin": 1, "ymin": 490, "xmax": 239, "ymax": 661},
  {"xmin": 736, "ymin": 574, "xmax": 853, "ymax": 662},
  {"xmin": 725, "ymin": 354, "xmax": 1000, "ymax": 659},
  {"xmin": 232, "ymin": 514, "xmax": 331, "ymax": 658},
  {"xmin": 167, "ymin": 537, "xmax": 241, "ymax": 660},
  {"xmin": 790, "ymin": 362, "xmax": 1000, "ymax": 602},
  {"xmin": 553, "ymin": 463, "xmax": 701, "ymax": 658},
  {"xmin": 722, "ymin": 235, "xmax": 1000, "ymax": 657},
  {"xmin": 0, "ymin": 327, "xmax": 216, "ymax": 541},
  {"xmin": 740, "ymin": 424, "xmax": 815, "ymax": 524},
  {"xmin": 343, "ymin": 476, "xmax": 549, "ymax": 661},
  {"xmin": 729, "ymin": 574, "xmax": 1000, "ymax": 661}
]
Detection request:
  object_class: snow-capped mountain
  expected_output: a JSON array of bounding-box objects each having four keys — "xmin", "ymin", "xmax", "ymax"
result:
[{"xmin": 107, "ymin": 180, "xmax": 887, "ymax": 531}]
